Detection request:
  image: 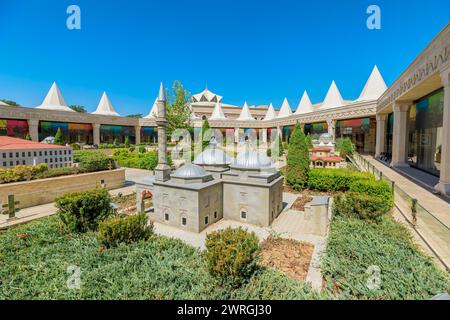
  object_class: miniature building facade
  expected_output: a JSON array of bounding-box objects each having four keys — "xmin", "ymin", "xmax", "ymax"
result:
[{"xmin": 309, "ymin": 147, "xmax": 343, "ymax": 168}]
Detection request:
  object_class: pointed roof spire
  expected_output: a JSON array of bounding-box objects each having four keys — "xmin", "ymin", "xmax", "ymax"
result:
[
  {"xmin": 237, "ymin": 101, "xmax": 255, "ymax": 121},
  {"xmin": 357, "ymin": 65, "xmax": 387, "ymax": 101},
  {"xmin": 321, "ymin": 80, "xmax": 343, "ymax": 109},
  {"xmin": 263, "ymin": 103, "xmax": 276, "ymax": 121},
  {"xmin": 277, "ymin": 98, "xmax": 292, "ymax": 118},
  {"xmin": 36, "ymin": 82, "xmax": 75, "ymax": 112},
  {"xmin": 158, "ymin": 82, "xmax": 165, "ymax": 101},
  {"xmin": 295, "ymin": 90, "xmax": 313, "ymax": 114},
  {"xmin": 144, "ymin": 98, "xmax": 158, "ymax": 118},
  {"xmin": 92, "ymin": 92, "xmax": 120, "ymax": 116},
  {"xmin": 209, "ymin": 101, "xmax": 227, "ymax": 120}
]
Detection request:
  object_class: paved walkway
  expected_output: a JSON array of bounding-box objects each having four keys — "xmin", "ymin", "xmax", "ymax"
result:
[{"xmin": 358, "ymin": 155, "xmax": 450, "ymax": 270}]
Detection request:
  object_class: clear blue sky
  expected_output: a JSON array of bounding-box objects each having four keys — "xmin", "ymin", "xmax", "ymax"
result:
[{"xmin": 0, "ymin": 0, "xmax": 448, "ymax": 115}]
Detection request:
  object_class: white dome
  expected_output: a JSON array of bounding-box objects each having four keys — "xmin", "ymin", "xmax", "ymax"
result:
[
  {"xmin": 193, "ymin": 148, "xmax": 233, "ymax": 166},
  {"xmin": 233, "ymin": 150, "xmax": 273, "ymax": 169},
  {"xmin": 171, "ymin": 163, "xmax": 209, "ymax": 178},
  {"xmin": 319, "ymin": 133, "xmax": 333, "ymax": 144}
]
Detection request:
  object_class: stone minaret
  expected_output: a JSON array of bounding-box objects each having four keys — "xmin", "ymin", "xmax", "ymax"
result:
[{"xmin": 154, "ymin": 82, "xmax": 171, "ymax": 181}]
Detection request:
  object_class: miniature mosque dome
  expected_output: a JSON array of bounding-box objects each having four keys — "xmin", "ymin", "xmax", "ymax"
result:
[
  {"xmin": 232, "ymin": 149, "xmax": 273, "ymax": 169},
  {"xmin": 171, "ymin": 163, "xmax": 210, "ymax": 179},
  {"xmin": 193, "ymin": 138, "xmax": 233, "ymax": 166},
  {"xmin": 319, "ymin": 133, "xmax": 333, "ymax": 144}
]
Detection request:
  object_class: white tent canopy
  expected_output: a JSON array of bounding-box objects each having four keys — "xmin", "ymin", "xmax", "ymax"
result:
[
  {"xmin": 357, "ymin": 65, "xmax": 388, "ymax": 101},
  {"xmin": 295, "ymin": 90, "xmax": 313, "ymax": 114},
  {"xmin": 192, "ymin": 88, "xmax": 222, "ymax": 103},
  {"xmin": 236, "ymin": 101, "xmax": 255, "ymax": 121},
  {"xmin": 36, "ymin": 82, "xmax": 75, "ymax": 112},
  {"xmin": 92, "ymin": 92, "xmax": 120, "ymax": 116},
  {"xmin": 263, "ymin": 103, "xmax": 276, "ymax": 121},
  {"xmin": 144, "ymin": 98, "xmax": 158, "ymax": 119},
  {"xmin": 209, "ymin": 102, "xmax": 227, "ymax": 120},
  {"xmin": 277, "ymin": 98, "xmax": 293, "ymax": 118},
  {"xmin": 321, "ymin": 80, "xmax": 344, "ymax": 109}
]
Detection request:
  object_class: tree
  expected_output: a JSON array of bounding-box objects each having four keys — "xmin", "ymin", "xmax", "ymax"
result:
[
  {"xmin": 305, "ymin": 134, "xmax": 313, "ymax": 149},
  {"xmin": 54, "ymin": 128, "xmax": 65, "ymax": 145},
  {"xmin": 69, "ymin": 105, "xmax": 87, "ymax": 113},
  {"xmin": 201, "ymin": 118, "xmax": 211, "ymax": 151},
  {"xmin": 0, "ymin": 99, "xmax": 20, "ymax": 106},
  {"xmin": 166, "ymin": 81, "xmax": 192, "ymax": 139},
  {"xmin": 286, "ymin": 123, "xmax": 310, "ymax": 190},
  {"xmin": 337, "ymin": 137, "xmax": 355, "ymax": 160},
  {"xmin": 126, "ymin": 113, "xmax": 143, "ymax": 118}
]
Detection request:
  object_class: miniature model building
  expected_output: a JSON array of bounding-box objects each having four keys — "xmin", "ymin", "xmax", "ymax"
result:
[
  {"xmin": 309, "ymin": 147, "xmax": 343, "ymax": 168},
  {"xmin": 136, "ymin": 85, "xmax": 284, "ymax": 233}
]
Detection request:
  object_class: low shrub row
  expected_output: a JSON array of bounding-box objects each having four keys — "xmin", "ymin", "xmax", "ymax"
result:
[
  {"xmin": 333, "ymin": 192, "xmax": 392, "ymax": 222},
  {"xmin": 113, "ymin": 149, "xmax": 171, "ymax": 170},
  {"xmin": 0, "ymin": 163, "xmax": 48, "ymax": 183},
  {"xmin": 73, "ymin": 151, "xmax": 116, "ymax": 171},
  {"xmin": 308, "ymin": 168, "xmax": 372, "ymax": 192}
]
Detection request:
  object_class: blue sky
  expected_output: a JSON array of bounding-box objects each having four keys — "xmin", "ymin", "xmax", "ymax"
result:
[{"xmin": 0, "ymin": 0, "xmax": 448, "ymax": 115}]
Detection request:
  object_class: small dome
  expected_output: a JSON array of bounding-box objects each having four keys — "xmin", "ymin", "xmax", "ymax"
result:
[
  {"xmin": 194, "ymin": 147, "xmax": 233, "ymax": 166},
  {"xmin": 319, "ymin": 133, "xmax": 333, "ymax": 144},
  {"xmin": 233, "ymin": 150, "xmax": 273, "ymax": 169},
  {"xmin": 171, "ymin": 163, "xmax": 209, "ymax": 178}
]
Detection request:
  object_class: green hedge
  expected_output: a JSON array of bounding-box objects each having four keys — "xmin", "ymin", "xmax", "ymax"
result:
[
  {"xmin": 0, "ymin": 163, "xmax": 49, "ymax": 183},
  {"xmin": 74, "ymin": 151, "xmax": 116, "ymax": 171},
  {"xmin": 322, "ymin": 216, "xmax": 449, "ymax": 299},
  {"xmin": 55, "ymin": 188, "xmax": 112, "ymax": 233},
  {"xmin": 204, "ymin": 227, "xmax": 260, "ymax": 287},
  {"xmin": 349, "ymin": 179, "xmax": 393, "ymax": 209},
  {"xmin": 333, "ymin": 192, "xmax": 392, "ymax": 222},
  {"xmin": 113, "ymin": 150, "xmax": 170, "ymax": 170},
  {"xmin": 308, "ymin": 168, "xmax": 372, "ymax": 192},
  {"xmin": 97, "ymin": 212, "xmax": 154, "ymax": 248}
]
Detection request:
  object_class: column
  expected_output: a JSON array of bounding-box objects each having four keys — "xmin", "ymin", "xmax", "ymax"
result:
[
  {"xmin": 261, "ymin": 128, "xmax": 268, "ymax": 144},
  {"xmin": 154, "ymin": 83, "xmax": 171, "ymax": 182},
  {"xmin": 390, "ymin": 101, "xmax": 410, "ymax": 168},
  {"xmin": 134, "ymin": 125, "xmax": 141, "ymax": 145},
  {"xmin": 434, "ymin": 67, "xmax": 450, "ymax": 196},
  {"xmin": 234, "ymin": 127, "xmax": 240, "ymax": 143},
  {"xmin": 27, "ymin": 119, "xmax": 39, "ymax": 141},
  {"xmin": 326, "ymin": 118, "xmax": 336, "ymax": 141},
  {"xmin": 375, "ymin": 114, "xmax": 387, "ymax": 158},
  {"xmin": 93, "ymin": 123, "xmax": 101, "ymax": 145}
]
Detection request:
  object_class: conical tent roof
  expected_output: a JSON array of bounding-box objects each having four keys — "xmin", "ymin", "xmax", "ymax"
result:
[
  {"xmin": 263, "ymin": 103, "xmax": 276, "ymax": 121},
  {"xmin": 36, "ymin": 82, "xmax": 75, "ymax": 112},
  {"xmin": 92, "ymin": 92, "xmax": 120, "ymax": 116},
  {"xmin": 321, "ymin": 81, "xmax": 343, "ymax": 109},
  {"xmin": 295, "ymin": 91, "xmax": 313, "ymax": 114},
  {"xmin": 144, "ymin": 98, "xmax": 158, "ymax": 119},
  {"xmin": 209, "ymin": 102, "xmax": 226, "ymax": 120},
  {"xmin": 0, "ymin": 101, "xmax": 8, "ymax": 106},
  {"xmin": 357, "ymin": 65, "xmax": 387, "ymax": 101},
  {"xmin": 277, "ymin": 98, "xmax": 292, "ymax": 118},
  {"xmin": 237, "ymin": 102, "xmax": 255, "ymax": 121},
  {"xmin": 192, "ymin": 88, "xmax": 222, "ymax": 103}
]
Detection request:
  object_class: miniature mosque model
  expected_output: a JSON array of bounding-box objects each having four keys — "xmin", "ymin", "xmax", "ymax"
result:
[{"xmin": 136, "ymin": 84, "xmax": 284, "ymax": 233}]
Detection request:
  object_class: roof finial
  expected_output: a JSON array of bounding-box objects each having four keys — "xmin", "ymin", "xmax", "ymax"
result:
[{"xmin": 158, "ymin": 82, "xmax": 165, "ymax": 101}]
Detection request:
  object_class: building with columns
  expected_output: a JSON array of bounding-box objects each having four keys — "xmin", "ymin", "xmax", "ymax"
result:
[{"xmin": 1, "ymin": 23, "xmax": 449, "ymax": 197}]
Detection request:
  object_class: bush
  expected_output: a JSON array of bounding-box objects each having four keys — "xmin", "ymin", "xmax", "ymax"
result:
[
  {"xmin": 54, "ymin": 127, "xmax": 65, "ymax": 145},
  {"xmin": 333, "ymin": 192, "xmax": 392, "ymax": 222},
  {"xmin": 33, "ymin": 166, "xmax": 81, "ymax": 180},
  {"xmin": 55, "ymin": 188, "xmax": 112, "ymax": 232},
  {"xmin": 113, "ymin": 150, "xmax": 160, "ymax": 170},
  {"xmin": 97, "ymin": 212, "xmax": 153, "ymax": 248},
  {"xmin": 124, "ymin": 136, "xmax": 130, "ymax": 148},
  {"xmin": 308, "ymin": 168, "xmax": 372, "ymax": 192},
  {"xmin": 285, "ymin": 123, "xmax": 310, "ymax": 190},
  {"xmin": 336, "ymin": 137, "xmax": 355, "ymax": 160},
  {"xmin": 0, "ymin": 163, "xmax": 49, "ymax": 183},
  {"xmin": 204, "ymin": 227, "xmax": 260, "ymax": 286},
  {"xmin": 70, "ymin": 143, "xmax": 81, "ymax": 150},
  {"xmin": 349, "ymin": 179, "xmax": 393, "ymax": 209},
  {"xmin": 138, "ymin": 145, "xmax": 146, "ymax": 153},
  {"xmin": 74, "ymin": 151, "xmax": 116, "ymax": 171}
]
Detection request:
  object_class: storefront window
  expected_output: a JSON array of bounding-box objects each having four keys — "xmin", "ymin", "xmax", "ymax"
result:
[
  {"xmin": 141, "ymin": 127, "xmax": 158, "ymax": 144},
  {"xmin": 100, "ymin": 125, "xmax": 135, "ymax": 144},
  {"xmin": 336, "ymin": 117, "xmax": 376, "ymax": 154},
  {"xmin": 408, "ymin": 89, "xmax": 444, "ymax": 176},
  {"xmin": 39, "ymin": 121, "xmax": 93, "ymax": 144},
  {"xmin": 0, "ymin": 119, "xmax": 29, "ymax": 139},
  {"xmin": 304, "ymin": 122, "xmax": 328, "ymax": 141}
]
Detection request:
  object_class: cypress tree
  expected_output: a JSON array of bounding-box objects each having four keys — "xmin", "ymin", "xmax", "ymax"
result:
[
  {"xmin": 286, "ymin": 122, "xmax": 310, "ymax": 190},
  {"xmin": 54, "ymin": 127, "xmax": 65, "ymax": 145},
  {"xmin": 201, "ymin": 119, "xmax": 211, "ymax": 151}
]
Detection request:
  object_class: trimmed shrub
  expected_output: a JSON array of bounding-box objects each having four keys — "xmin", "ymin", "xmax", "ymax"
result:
[
  {"xmin": 113, "ymin": 150, "xmax": 161, "ymax": 170},
  {"xmin": 204, "ymin": 227, "xmax": 260, "ymax": 286},
  {"xmin": 285, "ymin": 123, "xmax": 310, "ymax": 190},
  {"xmin": 333, "ymin": 192, "xmax": 392, "ymax": 222},
  {"xmin": 55, "ymin": 188, "xmax": 112, "ymax": 233},
  {"xmin": 97, "ymin": 212, "xmax": 153, "ymax": 248},
  {"xmin": 0, "ymin": 163, "xmax": 49, "ymax": 183},
  {"xmin": 349, "ymin": 179, "xmax": 393, "ymax": 209},
  {"xmin": 54, "ymin": 127, "xmax": 65, "ymax": 145},
  {"xmin": 336, "ymin": 137, "xmax": 355, "ymax": 160},
  {"xmin": 308, "ymin": 168, "xmax": 372, "ymax": 192},
  {"xmin": 74, "ymin": 151, "xmax": 116, "ymax": 171}
]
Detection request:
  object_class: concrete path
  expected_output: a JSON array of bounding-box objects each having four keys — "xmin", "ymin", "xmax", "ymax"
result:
[{"xmin": 358, "ymin": 155, "xmax": 450, "ymax": 270}]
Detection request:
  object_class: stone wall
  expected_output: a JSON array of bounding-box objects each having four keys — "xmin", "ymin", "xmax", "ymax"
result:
[{"xmin": 0, "ymin": 169, "xmax": 125, "ymax": 209}]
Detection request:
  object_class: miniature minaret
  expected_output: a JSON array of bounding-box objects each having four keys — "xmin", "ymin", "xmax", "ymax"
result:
[{"xmin": 154, "ymin": 83, "xmax": 171, "ymax": 182}]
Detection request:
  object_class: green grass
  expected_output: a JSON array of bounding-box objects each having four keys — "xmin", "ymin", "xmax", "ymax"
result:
[
  {"xmin": 322, "ymin": 215, "xmax": 449, "ymax": 300},
  {"xmin": 0, "ymin": 216, "xmax": 317, "ymax": 300}
]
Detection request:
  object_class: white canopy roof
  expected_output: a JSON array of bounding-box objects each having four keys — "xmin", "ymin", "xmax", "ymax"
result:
[
  {"xmin": 321, "ymin": 80, "xmax": 344, "ymax": 109},
  {"xmin": 277, "ymin": 98, "xmax": 292, "ymax": 118},
  {"xmin": 236, "ymin": 101, "xmax": 255, "ymax": 121},
  {"xmin": 357, "ymin": 65, "xmax": 387, "ymax": 101},
  {"xmin": 209, "ymin": 102, "xmax": 227, "ymax": 120},
  {"xmin": 92, "ymin": 92, "xmax": 120, "ymax": 116},
  {"xmin": 36, "ymin": 82, "xmax": 75, "ymax": 112},
  {"xmin": 192, "ymin": 88, "xmax": 222, "ymax": 103},
  {"xmin": 0, "ymin": 101, "xmax": 8, "ymax": 106},
  {"xmin": 295, "ymin": 91, "xmax": 313, "ymax": 114},
  {"xmin": 263, "ymin": 103, "xmax": 276, "ymax": 121},
  {"xmin": 144, "ymin": 98, "xmax": 158, "ymax": 119}
]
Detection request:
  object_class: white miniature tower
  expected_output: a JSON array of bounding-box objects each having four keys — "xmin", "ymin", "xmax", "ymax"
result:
[{"xmin": 154, "ymin": 83, "xmax": 171, "ymax": 182}]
